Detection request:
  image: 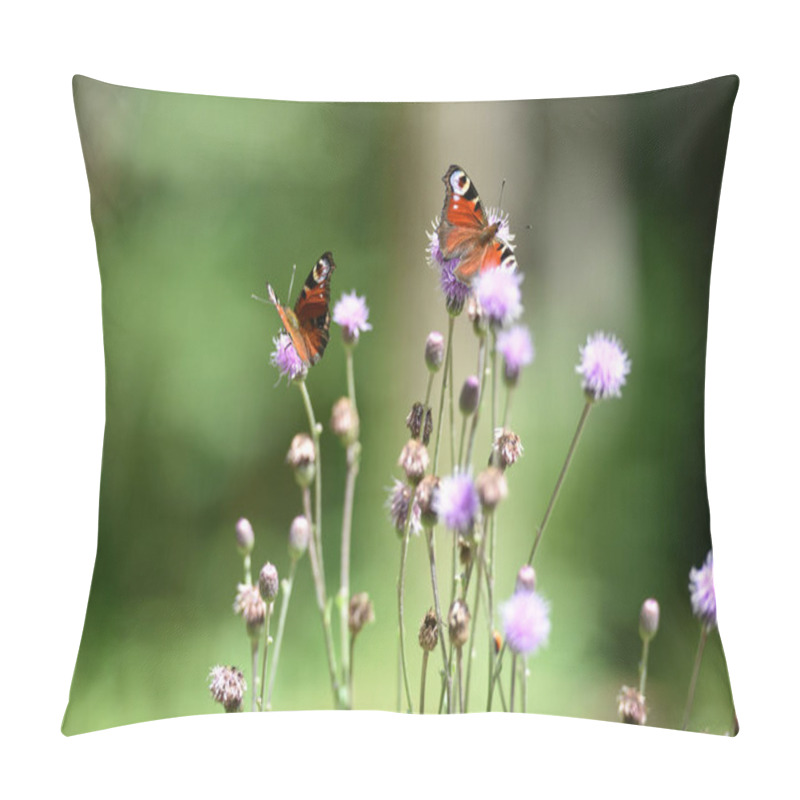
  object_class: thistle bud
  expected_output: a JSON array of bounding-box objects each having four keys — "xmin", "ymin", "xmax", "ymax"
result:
[
  {"xmin": 617, "ymin": 686, "xmax": 647, "ymax": 725},
  {"xmin": 399, "ymin": 439, "xmax": 429, "ymax": 485},
  {"xmin": 288, "ymin": 515, "xmax": 311, "ymax": 561},
  {"xmin": 416, "ymin": 474, "xmax": 440, "ymax": 528},
  {"xmin": 287, "ymin": 433, "xmax": 315, "ymax": 487},
  {"xmin": 405, "ymin": 401, "xmax": 424, "ymax": 440},
  {"xmin": 235, "ymin": 517, "xmax": 254, "ymax": 555},
  {"xmin": 425, "ymin": 331, "xmax": 445, "ymax": 372},
  {"xmin": 639, "ymin": 598, "xmax": 660, "ymax": 642},
  {"xmin": 459, "ymin": 375, "xmax": 480, "ymax": 416},
  {"xmin": 208, "ymin": 665, "xmax": 246, "ymax": 713},
  {"xmin": 475, "ymin": 467, "xmax": 508, "ymax": 511},
  {"xmin": 258, "ymin": 562, "xmax": 279, "ymax": 601},
  {"xmin": 493, "ymin": 428, "xmax": 523, "ymax": 470},
  {"xmin": 331, "ymin": 396, "xmax": 359, "ymax": 444},
  {"xmin": 419, "ymin": 609, "xmax": 439, "ymax": 652},
  {"xmin": 448, "ymin": 599, "xmax": 471, "ymax": 648},
  {"xmin": 348, "ymin": 592, "xmax": 375, "ymax": 635},
  {"xmin": 515, "ymin": 564, "xmax": 536, "ymax": 594}
]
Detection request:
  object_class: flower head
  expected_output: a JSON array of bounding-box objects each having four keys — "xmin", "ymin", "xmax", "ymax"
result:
[
  {"xmin": 639, "ymin": 598, "xmax": 660, "ymax": 642},
  {"xmin": 419, "ymin": 609, "xmax": 439, "ymax": 652},
  {"xmin": 689, "ymin": 550, "xmax": 716, "ymax": 630},
  {"xmin": 208, "ymin": 665, "xmax": 246, "ymax": 713},
  {"xmin": 348, "ymin": 592, "xmax": 375, "ymax": 635},
  {"xmin": 288, "ymin": 515, "xmax": 310, "ymax": 561},
  {"xmin": 448, "ymin": 599, "xmax": 471, "ymax": 648},
  {"xmin": 258, "ymin": 562, "xmax": 279, "ymax": 601},
  {"xmin": 497, "ymin": 325, "xmax": 534, "ymax": 385},
  {"xmin": 425, "ymin": 331, "xmax": 445, "ymax": 373},
  {"xmin": 235, "ymin": 517, "xmax": 254, "ymax": 555},
  {"xmin": 493, "ymin": 428, "xmax": 523, "ymax": 469},
  {"xmin": 501, "ymin": 589, "xmax": 550, "ymax": 656},
  {"xmin": 386, "ymin": 479, "xmax": 422, "ymax": 536},
  {"xmin": 617, "ymin": 686, "xmax": 647, "ymax": 725},
  {"xmin": 474, "ymin": 268, "xmax": 523, "ymax": 328},
  {"xmin": 333, "ymin": 291, "xmax": 372, "ymax": 345},
  {"xmin": 439, "ymin": 259, "xmax": 472, "ymax": 316},
  {"xmin": 434, "ymin": 472, "xmax": 480, "ymax": 534},
  {"xmin": 576, "ymin": 332, "xmax": 631, "ymax": 401},
  {"xmin": 270, "ymin": 332, "xmax": 307, "ymax": 383},
  {"xmin": 233, "ymin": 583, "xmax": 267, "ymax": 638}
]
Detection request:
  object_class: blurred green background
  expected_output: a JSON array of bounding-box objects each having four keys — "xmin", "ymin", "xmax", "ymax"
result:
[{"xmin": 63, "ymin": 75, "xmax": 737, "ymax": 734}]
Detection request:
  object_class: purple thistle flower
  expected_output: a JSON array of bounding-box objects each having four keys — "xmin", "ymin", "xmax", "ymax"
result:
[
  {"xmin": 576, "ymin": 332, "xmax": 631, "ymax": 401},
  {"xmin": 689, "ymin": 550, "xmax": 716, "ymax": 630},
  {"xmin": 474, "ymin": 268, "xmax": 523, "ymax": 328},
  {"xmin": 439, "ymin": 259, "xmax": 472, "ymax": 316},
  {"xmin": 501, "ymin": 588, "xmax": 551, "ymax": 656},
  {"xmin": 386, "ymin": 479, "xmax": 422, "ymax": 536},
  {"xmin": 497, "ymin": 325, "xmax": 535, "ymax": 383},
  {"xmin": 433, "ymin": 472, "xmax": 480, "ymax": 534},
  {"xmin": 333, "ymin": 291, "xmax": 372, "ymax": 344},
  {"xmin": 426, "ymin": 221, "xmax": 448, "ymax": 268},
  {"xmin": 270, "ymin": 332, "xmax": 307, "ymax": 383}
]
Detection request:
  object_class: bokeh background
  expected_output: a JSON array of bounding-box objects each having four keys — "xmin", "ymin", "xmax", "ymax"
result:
[{"xmin": 63, "ymin": 75, "xmax": 737, "ymax": 734}]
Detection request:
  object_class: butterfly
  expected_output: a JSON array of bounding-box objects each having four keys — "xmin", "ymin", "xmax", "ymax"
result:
[
  {"xmin": 436, "ymin": 164, "xmax": 516, "ymax": 282},
  {"xmin": 267, "ymin": 251, "xmax": 336, "ymax": 366}
]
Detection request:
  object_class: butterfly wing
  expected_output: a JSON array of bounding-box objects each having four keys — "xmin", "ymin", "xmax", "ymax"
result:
[
  {"xmin": 291, "ymin": 251, "xmax": 336, "ymax": 365},
  {"xmin": 437, "ymin": 165, "xmax": 491, "ymax": 261},
  {"xmin": 268, "ymin": 283, "xmax": 311, "ymax": 364}
]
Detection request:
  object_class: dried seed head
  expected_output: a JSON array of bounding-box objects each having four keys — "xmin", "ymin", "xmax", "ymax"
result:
[
  {"xmin": 459, "ymin": 375, "xmax": 480, "ymax": 416},
  {"xmin": 419, "ymin": 609, "xmax": 439, "ymax": 652},
  {"xmin": 639, "ymin": 598, "xmax": 660, "ymax": 642},
  {"xmin": 235, "ymin": 517, "xmax": 254, "ymax": 555},
  {"xmin": 416, "ymin": 474, "xmax": 440, "ymax": 527},
  {"xmin": 387, "ymin": 479, "xmax": 422, "ymax": 536},
  {"xmin": 448, "ymin": 599, "xmax": 471, "ymax": 648},
  {"xmin": 348, "ymin": 592, "xmax": 375, "ymax": 635},
  {"xmin": 330, "ymin": 396, "xmax": 359, "ymax": 444},
  {"xmin": 423, "ymin": 408, "xmax": 433, "ymax": 446},
  {"xmin": 617, "ymin": 686, "xmax": 647, "ymax": 725},
  {"xmin": 458, "ymin": 536, "xmax": 473, "ymax": 566},
  {"xmin": 425, "ymin": 331, "xmax": 445, "ymax": 373},
  {"xmin": 258, "ymin": 562, "xmax": 279, "ymax": 601},
  {"xmin": 467, "ymin": 295, "xmax": 487, "ymax": 337},
  {"xmin": 493, "ymin": 428, "xmax": 523, "ymax": 470},
  {"xmin": 288, "ymin": 515, "xmax": 311, "ymax": 561},
  {"xmin": 476, "ymin": 466, "xmax": 508, "ymax": 511},
  {"xmin": 233, "ymin": 583, "xmax": 267, "ymax": 639},
  {"xmin": 208, "ymin": 665, "xmax": 246, "ymax": 713},
  {"xmin": 405, "ymin": 401, "xmax": 425, "ymax": 440},
  {"xmin": 515, "ymin": 564, "xmax": 537, "ymax": 594},
  {"xmin": 399, "ymin": 439, "xmax": 429, "ymax": 484},
  {"xmin": 287, "ymin": 433, "xmax": 316, "ymax": 487}
]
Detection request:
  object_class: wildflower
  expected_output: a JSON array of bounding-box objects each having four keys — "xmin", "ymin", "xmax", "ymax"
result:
[
  {"xmin": 501, "ymin": 589, "xmax": 550, "ymax": 656},
  {"xmin": 387, "ymin": 479, "xmax": 422, "ymax": 536},
  {"xmin": 419, "ymin": 609, "xmax": 439, "ymax": 652},
  {"xmin": 439, "ymin": 259, "xmax": 471, "ymax": 316},
  {"xmin": 208, "ymin": 665, "xmax": 246, "ymax": 713},
  {"xmin": 474, "ymin": 268, "xmax": 523, "ymax": 328},
  {"xmin": 434, "ymin": 472, "xmax": 479, "ymax": 534},
  {"xmin": 689, "ymin": 551, "xmax": 716, "ymax": 630},
  {"xmin": 348, "ymin": 593, "xmax": 375, "ymax": 635},
  {"xmin": 459, "ymin": 375, "xmax": 480, "ymax": 416},
  {"xmin": 233, "ymin": 583, "xmax": 267, "ymax": 638},
  {"xmin": 235, "ymin": 517, "xmax": 254, "ymax": 555},
  {"xmin": 475, "ymin": 467, "xmax": 508, "ymax": 511},
  {"xmin": 416, "ymin": 474, "xmax": 440, "ymax": 528},
  {"xmin": 515, "ymin": 564, "xmax": 536, "ymax": 594},
  {"xmin": 448, "ymin": 599, "xmax": 471, "ymax": 648},
  {"xmin": 333, "ymin": 291, "xmax": 372, "ymax": 345},
  {"xmin": 493, "ymin": 428, "xmax": 523, "ymax": 469},
  {"xmin": 288, "ymin": 515, "xmax": 311, "ymax": 561},
  {"xmin": 617, "ymin": 686, "xmax": 647, "ymax": 725},
  {"xmin": 330, "ymin": 396, "xmax": 359, "ymax": 444},
  {"xmin": 425, "ymin": 331, "xmax": 445, "ymax": 373},
  {"xmin": 399, "ymin": 439, "xmax": 429, "ymax": 484},
  {"xmin": 497, "ymin": 325, "xmax": 534, "ymax": 385},
  {"xmin": 270, "ymin": 332, "xmax": 307, "ymax": 383},
  {"xmin": 287, "ymin": 433, "xmax": 315, "ymax": 487},
  {"xmin": 258, "ymin": 562, "xmax": 279, "ymax": 602},
  {"xmin": 426, "ymin": 222, "xmax": 448, "ymax": 268},
  {"xmin": 576, "ymin": 332, "xmax": 631, "ymax": 401},
  {"xmin": 639, "ymin": 598, "xmax": 660, "ymax": 642}
]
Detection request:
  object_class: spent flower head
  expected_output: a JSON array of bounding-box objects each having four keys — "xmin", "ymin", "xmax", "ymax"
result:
[
  {"xmin": 576, "ymin": 331, "xmax": 631, "ymax": 401},
  {"xmin": 270, "ymin": 332, "xmax": 307, "ymax": 383},
  {"xmin": 434, "ymin": 472, "xmax": 480, "ymax": 534},
  {"xmin": 493, "ymin": 428, "xmax": 523, "ymax": 469},
  {"xmin": 689, "ymin": 550, "xmax": 717, "ymax": 630},
  {"xmin": 348, "ymin": 592, "xmax": 375, "ymax": 635},
  {"xmin": 208, "ymin": 665, "xmax": 246, "ymax": 713},
  {"xmin": 497, "ymin": 325, "xmax": 534, "ymax": 385},
  {"xmin": 617, "ymin": 686, "xmax": 647, "ymax": 725},
  {"xmin": 501, "ymin": 589, "xmax": 550, "ymax": 656},
  {"xmin": 330, "ymin": 396, "xmax": 359, "ymax": 444},
  {"xmin": 448, "ymin": 599, "xmax": 471, "ymax": 648},
  {"xmin": 387, "ymin": 479, "xmax": 422, "ymax": 536},
  {"xmin": 399, "ymin": 439, "xmax": 429, "ymax": 484},
  {"xmin": 233, "ymin": 583, "xmax": 267, "ymax": 638},
  {"xmin": 474, "ymin": 268, "xmax": 523, "ymax": 328},
  {"xmin": 287, "ymin": 433, "xmax": 316, "ymax": 487},
  {"xmin": 419, "ymin": 609, "xmax": 439, "ymax": 652},
  {"xmin": 333, "ymin": 291, "xmax": 372, "ymax": 345}
]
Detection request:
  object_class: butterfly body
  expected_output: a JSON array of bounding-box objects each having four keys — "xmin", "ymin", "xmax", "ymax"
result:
[
  {"xmin": 268, "ymin": 252, "xmax": 335, "ymax": 366},
  {"xmin": 437, "ymin": 165, "xmax": 516, "ymax": 282}
]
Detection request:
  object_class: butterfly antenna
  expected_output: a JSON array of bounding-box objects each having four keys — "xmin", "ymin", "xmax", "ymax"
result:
[
  {"xmin": 287, "ymin": 264, "xmax": 297, "ymax": 300},
  {"xmin": 251, "ymin": 293, "xmax": 271, "ymax": 305},
  {"xmin": 497, "ymin": 178, "xmax": 506, "ymax": 210}
]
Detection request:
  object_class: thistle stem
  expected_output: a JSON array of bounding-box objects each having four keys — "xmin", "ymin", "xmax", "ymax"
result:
[
  {"xmin": 397, "ymin": 495, "xmax": 416, "ymax": 713},
  {"xmin": 419, "ymin": 651, "xmax": 429, "ymax": 714},
  {"xmin": 426, "ymin": 527, "xmax": 452, "ymax": 713},
  {"xmin": 463, "ymin": 523, "xmax": 487, "ymax": 712},
  {"xmin": 509, "ymin": 653, "xmax": 518, "ymax": 712},
  {"xmin": 448, "ymin": 331, "xmax": 456, "ymax": 470},
  {"xmin": 298, "ymin": 381, "xmax": 325, "ymax": 576},
  {"xmin": 464, "ymin": 337, "xmax": 488, "ymax": 468},
  {"xmin": 433, "ymin": 316, "xmax": 455, "ymax": 474},
  {"xmin": 266, "ymin": 560, "xmax": 297, "ymax": 710},
  {"xmin": 682, "ymin": 625, "xmax": 709, "ymax": 730},
  {"xmin": 258, "ymin": 602, "xmax": 273, "ymax": 711},
  {"xmin": 639, "ymin": 638, "xmax": 650, "ymax": 697},
  {"xmin": 250, "ymin": 638, "xmax": 259, "ymax": 713},
  {"xmin": 456, "ymin": 646, "xmax": 465, "ymax": 713}
]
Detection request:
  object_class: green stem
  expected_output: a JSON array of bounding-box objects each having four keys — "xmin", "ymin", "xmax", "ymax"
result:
[
  {"xmin": 298, "ymin": 381, "xmax": 325, "ymax": 577},
  {"xmin": 509, "ymin": 653, "xmax": 518, "ymax": 713},
  {"xmin": 464, "ymin": 337, "xmax": 488, "ymax": 468},
  {"xmin": 639, "ymin": 638, "xmax": 650, "ymax": 697},
  {"xmin": 521, "ymin": 658, "xmax": 528, "ymax": 713},
  {"xmin": 397, "ymin": 493, "xmax": 416, "ymax": 713},
  {"xmin": 419, "ymin": 650, "xmax": 429, "ymax": 714},
  {"xmin": 463, "ymin": 521, "xmax": 486, "ymax": 712},
  {"xmin": 448, "ymin": 330, "xmax": 456, "ymax": 470},
  {"xmin": 682, "ymin": 625, "xmax": 709, "ymax": 730},
  {"xmin": 243, "ymin": 553, "xmax": 252, "ymax": 586},
  {"xmin": 266, "ymin": 560, "xmax": 297, "ymax": 710},
  {"xmin": 426, "ymin": 527, "xmax": 452, "ymax": 713},
  {"xmin": 258, "ymin": 602, "xmax": 273, "ymax": 711},
  {"xmin": 527, "ymin": 400, "xmax": 593, "ymax": 564},
  {"xmin": 433, "ymin": 316, "xmax": 455, "ymax": 474},
  {"xmin": 250, "ymin": 638, "xmax": 259, "ymax": 713}
]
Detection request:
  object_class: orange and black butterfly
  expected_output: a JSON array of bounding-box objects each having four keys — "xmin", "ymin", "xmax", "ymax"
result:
[
  {"xmin": 437, "ymin": 165, "xmax": 516, "ymax": 282},
  {"xmin": 267, "ymin": 251, "xmax": 335, "ymax": 366}
]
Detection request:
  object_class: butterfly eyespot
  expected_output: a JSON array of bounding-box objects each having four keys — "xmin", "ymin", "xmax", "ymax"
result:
[{"xmin": 449, "ymin": 169, "xmax": 469, "ymax": 195}]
